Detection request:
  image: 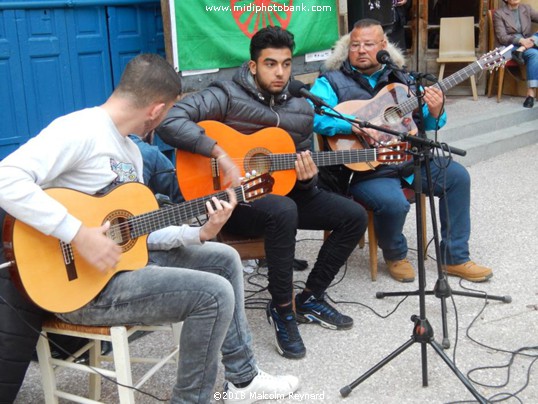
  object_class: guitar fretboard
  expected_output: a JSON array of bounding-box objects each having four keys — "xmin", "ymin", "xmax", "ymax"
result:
[
  {"xmin": 126, "ymin": 188, "xmax": 242, "ymax": 239},
  {"xmin": 396, "ymin": 61, "xmax": 483, "ymax": 116},
  {"xmin": 269, "ymin": 149, "xmax": 378, "ymax": 171}
]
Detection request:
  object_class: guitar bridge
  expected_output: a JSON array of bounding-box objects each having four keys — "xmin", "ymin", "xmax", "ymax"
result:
[
  {"xmin": 60, "ymin": 241, "xmax": 78, "ymax": 281},
  {"xmin": 211, "ymin": 157, "xmax": 222, "ymax": 191}
]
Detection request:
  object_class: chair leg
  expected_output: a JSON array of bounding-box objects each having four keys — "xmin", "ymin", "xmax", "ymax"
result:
[
  {"xmin": 469, "ymin": 75, "xmax": 478, "ymax": 101},
  {"xmin": 89, "ymin": 339, "xmax": 102, "ymax": 400},
  {"xmin": 438, "ymin": 64, "xmax": 446, "ymax": 81},
  {"xmin": 172, "ymin": 323, "xmax": 182, "ymax": 363},
  {"xmin": 497, "ymin": 67, "xmax": 505, "ymax": 103},
  {"xmin": 367, "ymin": 211, "xmax": 378, "ymax": 281},
  {"xmin": 36, "ymin": 332, "xmax": 59, "ymax": 404},
  {"xmin": 110, "ymin": 326, "xmax": 136, "ymax": 404},
  {"xmin": 358, "ymin": 234, "xmax": 365, "ymax": 249},
  {"xmin": 487, "ymin": 70, "xmax": 495, "ymax": 98}
]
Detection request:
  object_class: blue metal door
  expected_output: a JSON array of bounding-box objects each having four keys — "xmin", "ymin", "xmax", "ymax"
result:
[
  {"xmin": 0, "ymin": 10, "xmax": 30, "ymax": 157},
  {"xmin": 0, "ymin": 1, "xmax": 164, "ymax": 160}
]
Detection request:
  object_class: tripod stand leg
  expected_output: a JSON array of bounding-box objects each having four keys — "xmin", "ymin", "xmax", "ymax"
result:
[
  {"xmin": 340, "ymin": 338, "xmax": 415, "ymax": 397},
  {"xmin": 429, "ymin": 339, "xmax": 487, "ymax": 404},
  {"xmin": 452, "ymin": 290, "xmax": 512, "ymax": 303},
  {"xmin": 440, "ymin": 297, "xmax": 450, "ymax": 349}
]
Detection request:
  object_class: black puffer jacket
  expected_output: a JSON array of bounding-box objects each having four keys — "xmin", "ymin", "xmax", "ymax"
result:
[{"xmin": 157, "ymin": 62, "xmax": 314, "ymax": 156}]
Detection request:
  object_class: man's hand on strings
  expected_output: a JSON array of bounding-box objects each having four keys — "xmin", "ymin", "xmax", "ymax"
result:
[
  {"xmin": 295, "ymin": 151, "xmax": 318, "ymax": 181},
  {"xmin": 200, "ymin": 188, "xmax": 237, "ymax": 241},
  {"xmin": 423, "ymin": 86, "xmax": 445, "ymax": 119},
  {"xmin": 72, "ymin": 222, "xmax": 122, "ymax": 272},
  {"xmin": 213, "ymin": 145, "xmax": 241, "ymax": 188}
]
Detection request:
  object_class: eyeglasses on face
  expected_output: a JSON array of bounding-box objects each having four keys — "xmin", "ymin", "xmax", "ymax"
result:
[{"xmin": 349, "ymin": 40, "xmax": 384, "ymax": 51}]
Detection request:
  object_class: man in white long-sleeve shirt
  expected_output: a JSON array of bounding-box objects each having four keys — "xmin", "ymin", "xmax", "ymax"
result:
[{"xmin": 0, "ymin": 54, "xmax": 298, "ymax": 404}]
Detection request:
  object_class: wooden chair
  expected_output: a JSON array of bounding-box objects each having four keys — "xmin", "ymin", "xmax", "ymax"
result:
[
  {"xmin": 486, "ymin": 9, "xmax": 526, "ymax": 102},
  {"xmin": 217, "ymin": 230, "xmax": 266, "ymax": 260},
  {"xmin": 324, "ymin": 190, "xmax": 426, "ymax": 281},
  {"xmin": 436, "ymin": 16, "xmax": 478, "ymax": 101},
  {"xmin": 36, "ymin": 316, "xmax": 182, "ymax": 403}
]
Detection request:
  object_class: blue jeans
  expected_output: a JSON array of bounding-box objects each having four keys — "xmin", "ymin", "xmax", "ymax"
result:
[
  {"xmin": 349, "ymin": 158, "xmax": 471, "ymax": 265},
  {"xmin": 130, "ymin": 135, "xmax": 184, "ymax": 204},
  {"xmin": 522, "ymin": 41, "xmax": 538, "ymax": 88},
  {"xmin": 58, "ymin": 242, "xmax": 257, "ymax": 403}
]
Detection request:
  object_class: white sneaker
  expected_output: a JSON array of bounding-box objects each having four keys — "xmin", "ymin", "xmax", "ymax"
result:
[{"xmin": 223, "ymin": 369, "xmax": 299, "ymax": 404}]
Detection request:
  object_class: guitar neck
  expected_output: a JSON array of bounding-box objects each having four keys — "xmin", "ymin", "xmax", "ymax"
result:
[
  {"xmin": 270, "ymin": 149, "xmax": 377, "ymax": 171},
  {"xmin": 128, "ymin": 188, "xmax": 241, "ymax": 239},
  {"xmin": 397, "ymin": 61, "xmax": 483, "ymax": 116}
]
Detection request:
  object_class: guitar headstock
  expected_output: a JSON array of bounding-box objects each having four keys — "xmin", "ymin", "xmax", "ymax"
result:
[
  {"xmin": 240, "ymin": 172, "xmax": 275, "ymax": 202},
  {"xmin": 477, "ymin": 45, "xmax": 514, "ymax": 72},
  {"xmin": 377, "ymin": 142, "xmax": 412, "ymax": 164}
]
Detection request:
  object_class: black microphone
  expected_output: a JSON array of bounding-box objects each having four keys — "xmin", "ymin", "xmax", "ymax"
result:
[
  {"xmin": 376, "ymin": 50, "xmax": 396, "ymax": 66},
  {"xmin": 288, "ymin": 80, "xmax": 331, "ymax": 109}
]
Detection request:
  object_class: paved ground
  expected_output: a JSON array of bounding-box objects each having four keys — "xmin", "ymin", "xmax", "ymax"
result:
[{"xmin": 14, "ymin": 95, "xmax": 538, "ymax": 403}]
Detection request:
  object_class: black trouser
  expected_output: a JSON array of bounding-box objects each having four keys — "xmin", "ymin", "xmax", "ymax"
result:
[
  {"xmin": 0, "ymin": 268, "xmax": 45, "ymax": 403},
  {"xmin": 0, "ymin": 209, "xmax": 89, "ymax": 403},
  {"xmin": 223, "ymin": 185, "xmax": 367, "ymax": 305}
]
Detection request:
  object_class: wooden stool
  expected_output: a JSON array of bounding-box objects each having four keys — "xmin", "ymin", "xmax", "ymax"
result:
[
  {"xmin": 36, "ymin": 317, "xmax": 182, "ymax": 403},
  {"xmin": 217, "ymin": 230, "xmax": 266, "ymax": 260}
]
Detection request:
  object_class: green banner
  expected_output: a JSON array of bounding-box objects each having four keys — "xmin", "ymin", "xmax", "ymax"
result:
[{"xmin": 172, "ymin": 0, "xmax": 339, "ymax": 71}]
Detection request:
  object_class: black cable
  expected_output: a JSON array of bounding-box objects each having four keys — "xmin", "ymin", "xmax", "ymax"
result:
[
  {"xmin": 442, "ymin": 280, "xmax": 538, "ymax": 404},
  {"xmin": 243, "ymin": 235, "xmax": 410, "ymax": 321}
]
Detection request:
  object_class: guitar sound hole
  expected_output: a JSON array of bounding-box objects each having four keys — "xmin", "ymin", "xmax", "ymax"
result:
[
  {"xmin": 245, "ymin": 150, "xmax": 272, "ymax": 174},
  {"xmin": 105, "ymin": 210, "xmax": 136, "ymax": 251},
  {"xmin": 384, "ymin": 106, "xmax": 403, "ymax": 125}
]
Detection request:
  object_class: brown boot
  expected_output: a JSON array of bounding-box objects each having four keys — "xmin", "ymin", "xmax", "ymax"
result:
[
  {"xmin": 385, "ymin": 259, "xmax": 415, "ymax": 282},
  {"xmin": 443, "ymin": 261, "xmax": 493, "ymax": 282}
]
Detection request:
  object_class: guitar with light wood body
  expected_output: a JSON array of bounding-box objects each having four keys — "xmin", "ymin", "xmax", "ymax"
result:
[
  {"xmin": 2, "ymin": 174, "xmax": 273, "ymax": 313},
  {"xmin": 327, "ymin": 46, "xmax": 514, "ymax": 171}
]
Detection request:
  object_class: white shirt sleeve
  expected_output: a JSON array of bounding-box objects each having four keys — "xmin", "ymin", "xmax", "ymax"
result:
[{"xmin": 146, "ymin": 225, "xmax": 203, "ymax": 250}]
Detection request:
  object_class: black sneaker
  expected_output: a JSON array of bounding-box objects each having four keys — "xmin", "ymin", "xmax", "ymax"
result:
[
  {"xmin": 266, "ymin": 302, "xmax": 306, "ymax": 359},
  {"xmin": 295, "ymin": 293, "xmax": 353, "ymax": 330}
]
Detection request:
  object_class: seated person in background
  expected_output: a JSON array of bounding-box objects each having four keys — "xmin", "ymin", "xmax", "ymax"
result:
[
  {"xmin": 130, "ymin": 133, "xmax": 184, "ymax": 204},
  {"xmin": 387, "ymin": 0, "xmax": 412, "ymax": 50},
  {"xmin": 157, "ymin": 26, "xmax": 367, "ymax": 360},
  {"xmin": 309, "ymin": 19, "xmax": 493, "ymax": 284},
  {"xmin": 494, "ymin": 0, "xmax": 538, "ymax": 108},
  {"xmin": 0, "ymin": 54, "xmax": 297, "ymax": 404}
]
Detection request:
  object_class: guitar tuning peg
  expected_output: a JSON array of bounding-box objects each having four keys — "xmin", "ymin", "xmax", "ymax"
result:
[
  {"xmin": 251, "ymin": 170, "xmax": 257, "ymax": 176},
  {"xmin": 245, "ymin": 172, "xmax": 252, "ymax": 178}
]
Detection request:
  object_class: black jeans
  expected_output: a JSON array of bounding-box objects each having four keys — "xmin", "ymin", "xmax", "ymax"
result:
[{"xmin": 223, "ymin": 186, "xmax": 367, "ymax": 305}]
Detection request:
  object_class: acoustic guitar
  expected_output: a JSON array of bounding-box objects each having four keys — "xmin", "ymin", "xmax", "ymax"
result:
[
  {"xmin": 328, "ymin": 45, "xmax": 514, "ymax": 171},
  {"xmin": 175, "ymin": 120, "xmax": 409, "ymax": 200},
  {"xmin": 2, "ymin": 174, "xmax": 273, "ymax": 313}
]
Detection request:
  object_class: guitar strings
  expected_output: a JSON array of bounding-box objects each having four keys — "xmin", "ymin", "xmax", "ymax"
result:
[
  {"xmin": 363, "ymin": 62, "xmax": 479, "ymax": 129},
  {"xmin": 92, "ymin": 186, "xmax": 249, "ymax": 243},
  {"xmin": 210, "ymin": 148, "xmax": 381, "ymax": 170}
]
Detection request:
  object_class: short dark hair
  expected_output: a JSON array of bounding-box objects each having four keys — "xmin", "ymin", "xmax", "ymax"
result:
[
  {"xmin": 116, "ymin": 54, "xmax": 181, "ymax": 107},
  {"xmin": 250, "ymin": 26, "xmax": 295, "ymax": 61},
  {"xmin": 353, "ymin": 18, "xmax": 383, "ymax": 30}
]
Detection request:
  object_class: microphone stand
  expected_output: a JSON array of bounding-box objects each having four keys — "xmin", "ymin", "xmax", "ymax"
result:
[{"xmin": 311, "ymin": 77, "xmax": 508, "ymax": 402}]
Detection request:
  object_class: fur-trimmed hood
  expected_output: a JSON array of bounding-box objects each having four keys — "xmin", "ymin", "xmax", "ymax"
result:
[{"xmin": 323, "ymin": 34, "xmax": 406, "ymax": 71}]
